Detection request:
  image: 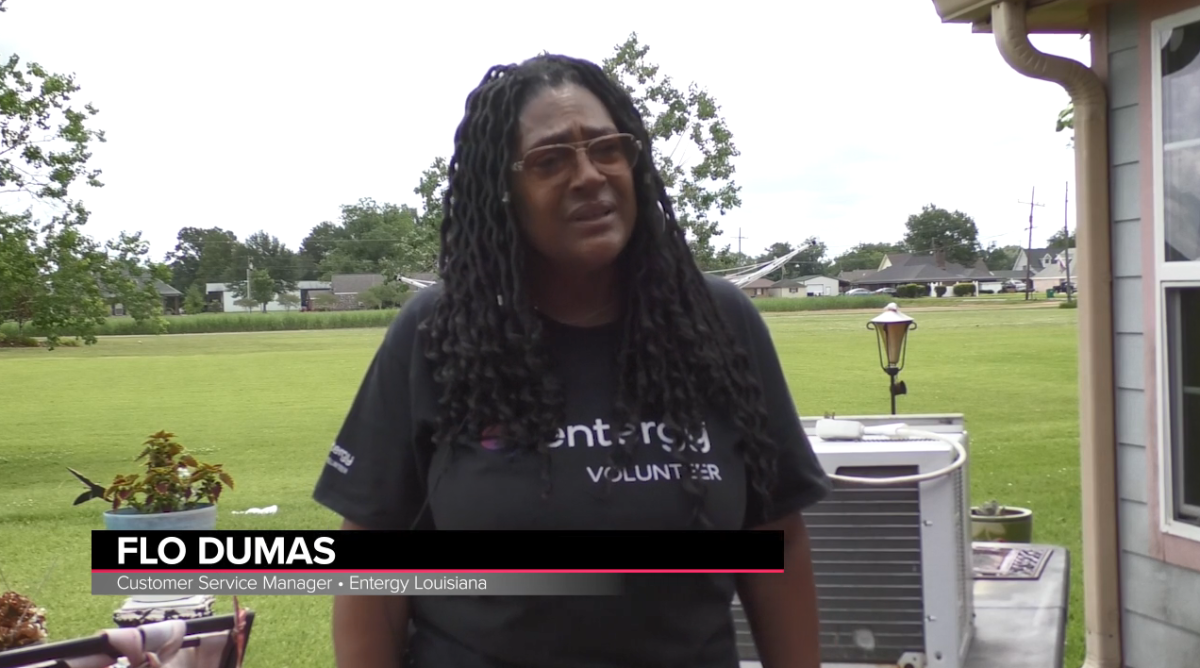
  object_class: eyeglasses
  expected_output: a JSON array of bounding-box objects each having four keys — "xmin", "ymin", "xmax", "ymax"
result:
[{"xmin": 512, "ymin": 133, "xmax": 642, "ymax": 183}]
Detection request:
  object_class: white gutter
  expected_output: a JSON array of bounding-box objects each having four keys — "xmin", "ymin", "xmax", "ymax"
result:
[{"xmin": 991, "ymin": 2, "xmax": 1122, "ymax": 667}]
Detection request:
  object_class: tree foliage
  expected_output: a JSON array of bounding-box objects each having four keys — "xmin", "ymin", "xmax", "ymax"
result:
[
  {"xmin": 0, "ymin": 53, "xmax": 105, "ymax": 207},
  {"xmin": 1046, "ymin": 228, "xmax": 1075, "ymax": 251},
  {"xmin": 901, "ymin": 204, "xmax": 981, "ymax": 266},
  {"xmin": 601, "ymin": 33, "xmax": 742, "ymax": 267},
  {"xmin": 0, "ymin": 9, "xmax": 169, "ymax": 348},
  {"xmin": 827, "ymin": 242, "xmax": 905, "ymax": 276},
  {"xmin": 398, "ymin": 35, "xmax": 745, "ymax": 272},
  {"xmin": 297, "ymin": 197, "xmax": 438, "ymax": 282}
]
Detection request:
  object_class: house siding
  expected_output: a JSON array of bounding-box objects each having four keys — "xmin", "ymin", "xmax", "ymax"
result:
[{"xmin": 1107, "ymin": 2, "xmax": 1200, "ymax": 665}]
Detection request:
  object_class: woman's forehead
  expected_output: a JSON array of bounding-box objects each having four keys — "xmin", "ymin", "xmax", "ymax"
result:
[{"xmin": 516, "ymin": 84, "xmax": 617, "ymax": 152}]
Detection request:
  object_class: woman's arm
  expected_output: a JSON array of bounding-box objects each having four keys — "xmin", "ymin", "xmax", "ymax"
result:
[
  {"xmin": 331, "ymin": 519, "xmax": 410, "ymax": 668},
  {"xmin": 736, "ymin": 511, "xmax": 821, "ymax": 668}
]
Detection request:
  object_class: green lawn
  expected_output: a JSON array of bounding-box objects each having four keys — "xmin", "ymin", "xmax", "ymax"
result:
[{"xmin": 0, "ymin": 306, "xmax": 1083, "ymax": 667}]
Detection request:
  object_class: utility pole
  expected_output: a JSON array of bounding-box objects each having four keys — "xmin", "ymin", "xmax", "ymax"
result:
[
  {"xmin": 1018, "ymin": 187, "xmax": 1045, "ymax": 301},
  {"xmin": 247, "ymin": 260, "xmax": 253, "ymax": 312},
  {"xmin": 735, "ymin": 228, "xmax": 747, "ymax": 256},
  {"xmin": 1064, "ymin": 182, "xmax": 1073, "ymax": 303}
]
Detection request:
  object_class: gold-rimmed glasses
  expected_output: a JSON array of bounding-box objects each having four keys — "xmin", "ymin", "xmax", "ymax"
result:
[{"xmin": 512, "ymin": 133, "xmax": 642, "ymax": 184}]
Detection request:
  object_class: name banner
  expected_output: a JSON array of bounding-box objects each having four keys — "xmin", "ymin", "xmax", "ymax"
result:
[
  {"xmin": 91, "ymin": 529, "xmax": 783, "ymax": 572},
  {"xmin": 92, "ymin": 572, "xmax": 623, "ymax": 596}
]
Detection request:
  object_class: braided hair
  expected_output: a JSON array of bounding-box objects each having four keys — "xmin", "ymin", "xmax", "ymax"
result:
[{"xmin": 422, "ymin": 53, "xmax": 778, "ymax": 528}]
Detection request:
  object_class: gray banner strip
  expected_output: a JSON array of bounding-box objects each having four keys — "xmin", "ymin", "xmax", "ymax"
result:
[{"xmin": 93, "ymin": 572, "xmax": 623, "ymax": 596}]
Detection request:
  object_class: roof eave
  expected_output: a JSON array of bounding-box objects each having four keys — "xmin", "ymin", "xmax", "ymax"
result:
[{"xmin": 929, "ymin": 0, "xmax": 1102, "ymax": 34}]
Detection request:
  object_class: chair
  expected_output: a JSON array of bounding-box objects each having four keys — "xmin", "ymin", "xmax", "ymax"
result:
[{"xmin": 0, "ymin": 610, "xmax": 253, "ymax": 668}]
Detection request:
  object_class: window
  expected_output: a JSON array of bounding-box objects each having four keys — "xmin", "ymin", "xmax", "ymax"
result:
[{"xmin": 1153, "ymin": 7, "xmax": 1200, "ymax": 537}]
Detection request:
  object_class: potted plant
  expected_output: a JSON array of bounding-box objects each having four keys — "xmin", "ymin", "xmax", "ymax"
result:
[
  {"xmin": 970, "ymin": 499, "xmax": 1033, "ymax": 543},
  {"xmin": 67, "ymin": 430, "xmax": 234, "ymax": 531},
  {"xmin": 0, "ymin": 590, "xmax": 47, "ymax": 653}
]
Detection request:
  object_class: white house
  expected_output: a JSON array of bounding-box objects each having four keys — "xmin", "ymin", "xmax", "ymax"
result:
[
  {"xmin": 205, "ymin": 280, "xmax": 331, "ymax": 312},
  {"xmin": 769, "ymin": 275, "xmax": 842, "ymax": 298}
]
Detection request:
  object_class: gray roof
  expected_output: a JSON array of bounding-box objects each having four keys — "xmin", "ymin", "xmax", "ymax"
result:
[
  {"xmin": 98, "ymin": 272, "xmax": 182, "ymax": 299},
  {"xmin": 153, "ymin": 279, "xmax": 183, "ymax": 297},
  {"xmin": 838, "ymin": 269, "xmax": 875, "ymax": 283},
  {"xmin": 850, "ymin": 263, "xmax": 973, "ymax": 286}
]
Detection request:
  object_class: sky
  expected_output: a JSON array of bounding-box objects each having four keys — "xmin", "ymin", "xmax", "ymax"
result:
[{"xmin": 0, "ymin": 0, "xmax": 1091, "ymax": 264}]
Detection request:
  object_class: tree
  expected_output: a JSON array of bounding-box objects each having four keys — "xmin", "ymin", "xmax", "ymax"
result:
[
  {"xmin": 182, "ymin": 285, "xmax": 207, "ymax": 315},
  {"xmin": 1056, "ymin": 103, "xmax": 1074, "ymax": 148},
  {"xmin": 1047, "ymin": 228, "xmax": 1075, "ymax": 250},
  {"xmin": 276, "ymin": 293, "xmax": 300, "ymax": 311},
  {"xmin": 901, "ymin": 204, "xmax": 981, "ymax": 266},
  {"xmin": 827, "ymin": 242, "xmax": 905, "ymax": 276},
  {"xmin": 100, "ymin": 231, "xmax": 173, "ymax": 328},
  {"xmin": 297, "ymin": 198, "xmax": 432, "ymax": 281},
  {"xmin": 248, "ymin": 268, "xmax": 277, "ymax": 311},
  {"xmin": 0, "ymin": 210, "xmax": 40, "ymax": 334},
  {"xmin": 0, "ymin": 49, "xmax": 105, "ymax": 208},
  {"xmin": 408, "ymin": 34, "xmax": 744, "ymax": 270},
  {"xmin": 600, "ymin": 34, "xmax": 742, "ymax": 268},
  {"xmin": 0, "ymin": 13, "xmax": 162, "ymax": 348},
  {"xmin": 360, "ymin": 282, "xmax": 407, "ymax": 309},
  {"xmin": 982, "ymin": 243, "xmax": 1022, "ymax": 271},
  {"xmin": 756, "ymin": 238, "xmax": 829, "ymax": 281},
  {"xmin": 239, "ymin": 230, "xmax": 299, "ymax": 296},
  {"xmin": 166, "ymin": 227, "xmax": 243, "ymax": 293}
]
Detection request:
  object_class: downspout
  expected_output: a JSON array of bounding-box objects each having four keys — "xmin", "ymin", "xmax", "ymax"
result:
[{"xmin": 991, "ymin": 3, "xmax": 1122, "ymax": 668}]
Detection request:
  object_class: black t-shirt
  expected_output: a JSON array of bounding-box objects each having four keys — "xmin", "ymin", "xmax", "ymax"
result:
[{"xmin": 312, "ymin": 274, "xmax": 831, "ymax": 668}]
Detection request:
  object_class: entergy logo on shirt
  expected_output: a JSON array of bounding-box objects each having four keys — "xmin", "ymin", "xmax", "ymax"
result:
[{"xmin": 326, "ymin": 443, "xmax": 355, "ymax": 474}]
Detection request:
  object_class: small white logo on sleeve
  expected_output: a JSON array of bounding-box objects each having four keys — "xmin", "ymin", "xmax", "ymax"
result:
[{"xmin": 326, "ymin": 443, "xmax": 355, "ymax": 474}]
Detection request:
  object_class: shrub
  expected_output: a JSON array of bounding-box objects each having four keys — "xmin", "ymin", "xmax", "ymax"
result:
[
  {"xmin": 934, "ymin": 285, "xmax": 948, "ymax": 297},
  {"xmin": 953, "ymin": 283, "xmax": 976, "ymax": 297}
]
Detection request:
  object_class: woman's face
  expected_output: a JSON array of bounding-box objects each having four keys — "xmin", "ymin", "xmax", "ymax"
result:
[{"xmin": 510, "ymin": 83, "xmax": 639, "ymax": 277}]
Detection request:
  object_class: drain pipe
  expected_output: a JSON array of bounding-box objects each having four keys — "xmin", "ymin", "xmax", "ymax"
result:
[{"xmin": 991, "ymin": 2, "xmax": 1122, "ymax": 668}]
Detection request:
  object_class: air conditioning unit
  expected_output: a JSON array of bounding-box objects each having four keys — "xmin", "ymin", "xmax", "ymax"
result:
[{"xmin": 734, "ymin": 413, "xmax": 974, "ymax": 668}]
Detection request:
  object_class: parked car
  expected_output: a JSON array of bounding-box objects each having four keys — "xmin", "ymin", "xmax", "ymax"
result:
[
  {"xmin": 874, "ymin": 287, "xmax": 897, "ymax": 295},
  {"xmin": 845, "ymin": 288, "xmax": 873, "ymax": 296}
]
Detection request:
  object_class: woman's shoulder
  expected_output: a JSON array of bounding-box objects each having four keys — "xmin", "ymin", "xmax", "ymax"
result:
[
  {"xmin": 700, "ymin": 272, "xmax": 757, "ymax": 320},
  {"xmin": 380, "ymin": 283, "xmax": 444, "ymax": 350}
]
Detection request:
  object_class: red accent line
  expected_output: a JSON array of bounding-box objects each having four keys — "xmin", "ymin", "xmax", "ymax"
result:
[{"xmin": 92, "ymin": 569, "xmax": 783, "ymax": 574}]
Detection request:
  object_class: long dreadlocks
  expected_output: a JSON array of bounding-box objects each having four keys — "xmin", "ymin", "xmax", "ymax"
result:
[{"xmin": 421, "ymin": 54, "xmax": 779, "ymax": 528}]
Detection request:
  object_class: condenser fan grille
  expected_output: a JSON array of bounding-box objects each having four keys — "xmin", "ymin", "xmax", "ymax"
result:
[{"xmin": 732, "ymin": 465, "xmax": 924, "ymax": 664}]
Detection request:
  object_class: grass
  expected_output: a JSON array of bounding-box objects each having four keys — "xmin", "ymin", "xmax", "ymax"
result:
[
  {"xmin": 0, "ymin": 292, "xmax": 1049, "ymax": 339},
  {"xmin": 0, "ymin": 305, "xmax": 1083, "ymax": 667}
]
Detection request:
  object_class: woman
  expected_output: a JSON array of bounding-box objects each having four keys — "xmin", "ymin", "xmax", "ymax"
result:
[{"xmin": 312, "ymin": 53, "xmax": 831, "ymax": 668}]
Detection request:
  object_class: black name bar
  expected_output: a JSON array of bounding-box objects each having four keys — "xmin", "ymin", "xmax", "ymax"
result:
[{"xmin": 92, "ymin": 530, "xmax": 783, "ymax": 571}]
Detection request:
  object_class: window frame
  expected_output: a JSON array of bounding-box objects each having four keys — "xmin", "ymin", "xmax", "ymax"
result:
[{"xmin": 1152, "ymin": 4, "xmax": 1200, "ymax": 542}]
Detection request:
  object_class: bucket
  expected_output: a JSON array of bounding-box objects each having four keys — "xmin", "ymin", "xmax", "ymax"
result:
[{"xmin": 103, "ymin": 504, "xmax": 217, "ymax": 602}]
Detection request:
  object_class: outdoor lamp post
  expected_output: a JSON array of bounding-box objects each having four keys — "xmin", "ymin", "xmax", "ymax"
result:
[{"xmin": 867, "ymin": 303, "xmax": 917, "ymax": 415}]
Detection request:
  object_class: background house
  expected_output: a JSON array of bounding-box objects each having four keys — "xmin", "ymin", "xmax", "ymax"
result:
[
  {"xmin": 845, "ymin": 252, "xmax": 995, "ymax": 295},
  {"xmin": 205, "ymin": 280, "xmax": 331, "ymax": 312},
  {"xmin": 926, "ymin": 0, "xmax": 1200, "ymax": 665},
  {"xmin": 329, "ymin": 273, "xmax": 385, "ymax": 309},
  {"xmin": 106, "ymin": 278, "xmax": 183, "ymax": 316},
  {"xmin": 737, "ymin": 278, "xmax": 775, "ymax": 299},
  {"xmin": 768, "ymin": 275, "xmax": 842, "ymax": 298}
]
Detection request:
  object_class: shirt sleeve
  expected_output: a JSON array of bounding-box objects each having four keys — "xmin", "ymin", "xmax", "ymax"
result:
[
  {"xmin": 721, "ymin": 288, "xmax": 832, "ymax": 529},
  {"xmin": 311, "ymin": 295, "xmax": 434, "ymax": 531}
]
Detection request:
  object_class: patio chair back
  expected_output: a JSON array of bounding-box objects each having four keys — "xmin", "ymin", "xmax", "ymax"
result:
[{"xmin": 0, "ymin": 612, "xmax": 253, "ymax": 668}]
